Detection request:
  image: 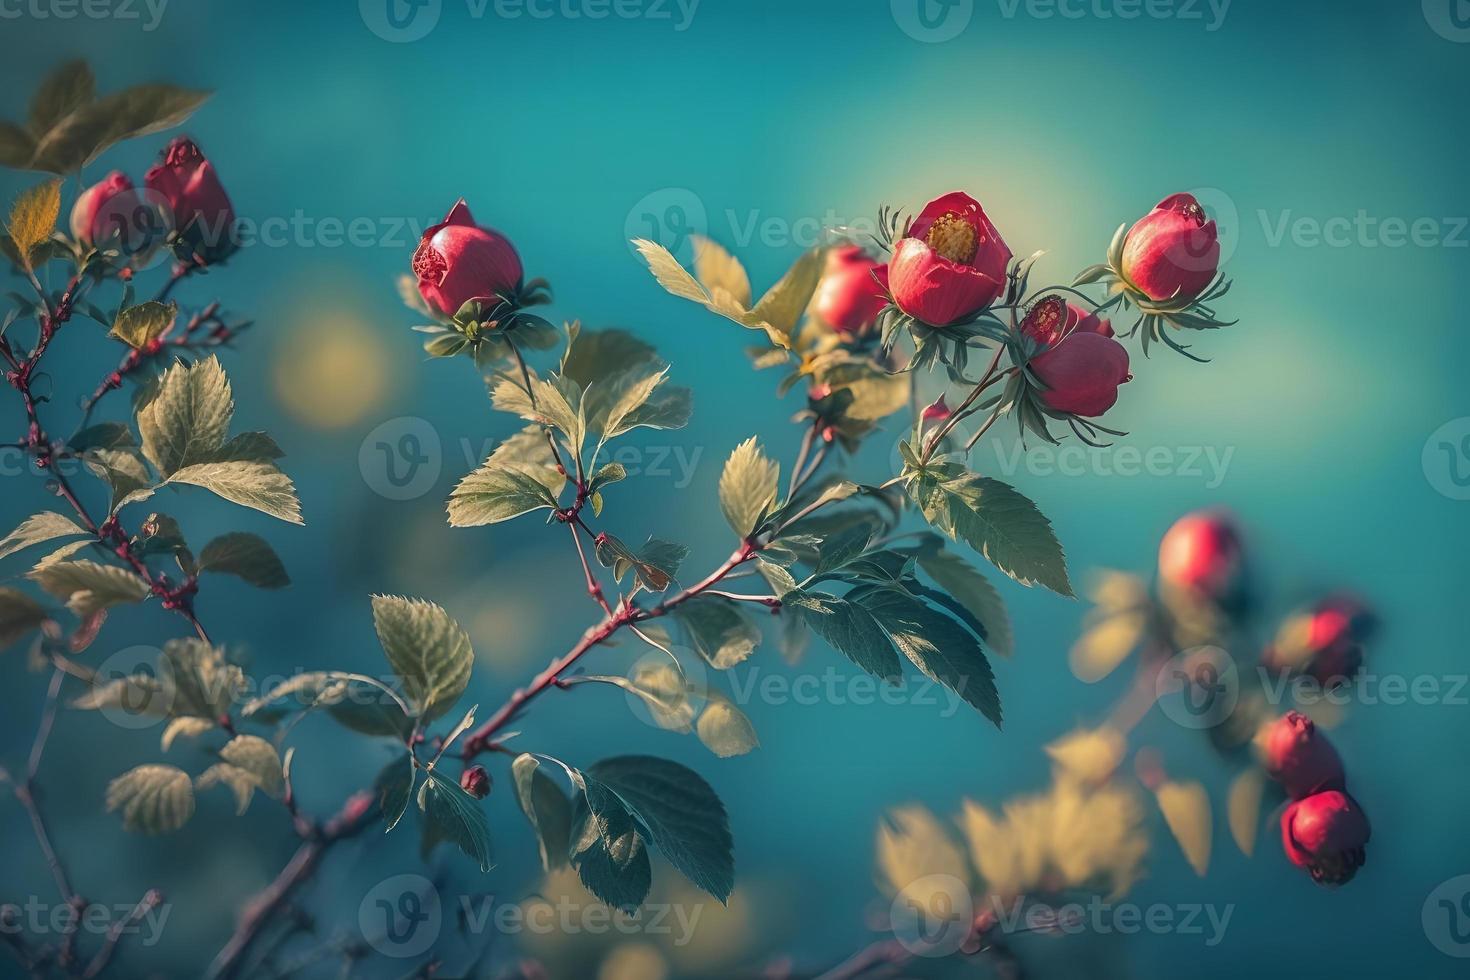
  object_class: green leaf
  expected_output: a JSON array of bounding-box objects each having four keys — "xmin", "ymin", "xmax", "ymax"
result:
[
  {"xmin": 218, "ymin": 734, "xmax": 284, "ymax": 798},
  {"xmin": 160, "ymin": 716, "xmax": 213, "ymax": 751},
  {"xmin": 210, "ymin": 431, "xmax": 285, "ymax": 464},
  {"xmin": 696, "ymin": 695, "xmax": 759, "ymax": 758},
  {"xmin": 512, "ymin": 754, "xmax": 574, "ymax": 871},
  {"xmin": 692, "ymin": 235, "xmax": 752, "ymax": 308},
  {"xmin": 195, "ymin": 763, "xmax": 259, "ymax": 815},
  {"xmin": 587, "ymin": 755, "xmax": 735, "ymax": 903},
  {"xmin": 746, "ymin": 247, "xmax": 825, "ymax": 345},
  {"xmin": 70, "ymin": 422, "xmax": 135, "ymax": 453},
  {"xmin": 856, "ymin": 587, "xmax": 1002, "ymax": 728},
  {"xmin": 138, "ymin": 355, "xmax": 233, "ymax": 477},
  {"xmin": 82, "ymin": 448, "xmax": 154, "ymax": 513},
  {"xmin": 594, "ymin": 534, "xmax": 687, "ymax": 593},
  {"xmin": 29, "ymin": 559, "xmax": 149, "ymax": 616},
  {"xmin": 0, "ymin": 123, "xmax": 35, "ymax": 169},
  {"xmin": 371, "ymin": 595, "xmax": 473, "ymax": 722},
  {"xmin": 106, "ymin": 764, "xmax": 194, "ymax": 834},
  {"xmin": 719, "ymin": 437, "xmax": 779, "ymax": 539},
  {"xmin": 197, "ymin": 532, "xmax": 289, "ymax": 589},
  {"xmin": 159, "ymin": 638, "xmax": 245, "ymax": 720},
  {"xmin": 165, "ymin": 460, "xmax": 303, "ymax": 525},
  {"xmin": 0, "ymin": 512, "xmax": 88, "ymax": 561},
  {"xmin": 446, "ymin": 458, "xmax": 559, "ymax": 527},
  {"xmin": 598, "ymin": 368, "xmax": 693, "ymax": 443},
  {"xmin": 914, "ymin": 543, "xmax": 1014, "ymax": 658},
  {"xmin": 71, "ymin": 673, "xmax": 171, "ymax": 717},
  {"xmin": 581, "ymin": 663, "xmax": 695, "ymax": 733},
  {"xmin": 27, "ymin": 60, "xmax": 95, "ymax": 136},
  {"xmin": 784, "ymin": 591, "xmax": 902, "ymax": 682},
  {"xmin": 570, "ymin": 800, "xmax": 652, "ymax": 911},
  {"xmin": 0, "ymin": 588, "xmax": 48, "ymax": 650},
  {"xmin": 486, "ymin": 425, "xmax": 565, "ymax": 498},
  {"xmin": 110, "ymin": 301, "xmax": 177, "ymax": 349},
  {"xmin": 674, "ymin": 597, "xmax": 761, "ymax": 670},
  {"xmin": 417, "ymin": 767, "xmax": 493, "ymax": 871},
  {"xmin": 911, "ymin": 471, "xmax": 1072, "ymax": 596},
  {"xmin": 376, "ymin": 754, "xmax": 415, "ymax": 831},
  {"xmin": 29, "ymin": 84, "xmax": 210, "ymax": 174},
  {"xmin": 490, "ymin": 374, "xmax": 583, "ymax": 449}
]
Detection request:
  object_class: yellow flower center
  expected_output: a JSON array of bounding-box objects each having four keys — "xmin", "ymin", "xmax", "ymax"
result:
[{"xmin": 924, "ymin": 212, "xmax": 978, "ymax": 265}]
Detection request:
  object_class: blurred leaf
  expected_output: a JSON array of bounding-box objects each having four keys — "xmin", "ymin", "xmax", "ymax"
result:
[
  {"xmin": 719, "ymin": 437, "xmax": 778, "ymax": 539},
  {"xmin": 0, "ymin": 588, "xmax": 48, "ymax": 651},
  {"xmin": 196, "ymin": 763, "xmax": 259, "ymax": 815},
  {"xmin": 512, "ymin": 754, "xmax": 574, "ymax": 871},
  {"xmin": 70, "ymin": 422, "xmax": 136, "ymax": 453},
  {"xmin": 1069, "ymin": 609, "xmax": 1147, "ymax": 683},
  {"xmin": 6, "ymin": 179, "xmax": 60, "ymax": 269},
  {"xmin": 29, "ymin": 559, "xmax": 149, "ymax": 616},
  {"xmin": 0, "ymin": 512, "xmax": 88, "ymax": 561},
  {"xmin": 110, "ymin": 300, "xmax": 176, "ymax": 349},
  {"xmin": 160, "ymin": 638, "xmax": 245, "ymax": 720},
  {"xmin": 106, "ymin": 764, "xmax": 194, "ymax": 834},
  {"xmin": 696, "ymin": 694, "xmax": 759, "ymax": 758},
  {"xmin": 72, "ymin": 673, "xmax": 170, "ymax": 716},
  {"xmin": 27, "ymin": 60, "xmax": 95, "ymax": 136},
  {"xmin": 876, "ymin": 804, "xmax": 970, "ymax": 898},
  {"xmin": 691, "ymin": 235, "xmax": 751, "ymax": 308},
  {"xmin": 417, "ymin": 767, "xmax": 493, "ymax": 871},
  {"xmin": 138, "ymin": 355, "xmax": 234, "ymax": 477},
  {"xmin": 159, "ymin": 716, "xmax": 212, "ymax": 751},
  {"xmin": 371, "ymin": 594, "xmax": 472, "ymax": 722},
  {"xmin": 196, "ymin": 532, "xmax": 289, "ymax": 589},
  {"xmin": 377, "ymin": 754, "xmax": 414, "ymax": 831},
  {"xmin": 587, "ymin": 755, "xmax": 734, "ymax": 903},
  {"xmin": 674, "ymin": 597, "xmax": 760, "ymax": 670},
  {"xmin": 1046, "ymin": 727, "xmax": 1125, "ymax": 786},
  {"xmin": 219, "ymin": 734, "xmax": 284, "ymax": 798},
  {"xmin": 819, "ymin": 360, "xmax": 909, "ymax": 421},
  {"xmin": 0, "ymin": 123, "xmax": 35, "ymax": 169},
  {"xmin": 447, "ymin": 458, "xmax": 559, "ymax": 527},
  {"xmin": 1227, "ymin": 768, "xmax": 1265, "ymax": 857},
  {"xmin": 1154, "ymin": 779, "xmax": 1211, "ymax": 876},
  {"xmin": 29, "ymin": 84, "xmax": 210, "ymax": 174},
  {"xmin": 583, "ymin": 663, "xmax": 696, "ymax": 733},
  {"xmin": 911, "ymin": 471, "xmax": 1072, "ymax": 596},
  {"xmin": 82, "ymin": 448, "xmax": 154, "ymax": 514}
]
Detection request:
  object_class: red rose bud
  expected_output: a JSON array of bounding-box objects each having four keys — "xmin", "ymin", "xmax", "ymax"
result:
[
  {"xmin": 412, "ymin": 198, "xmax": 523, "ymax": 317},
  {"xmin": 813, "ymin": 246, "xmax": 889, "ymax": 334},
  {"xmin": 460, "ymin": 765, "xmax": 491, "ymax": 799},
  {"xmin": 70, "ymin": 171, "xmax": 134, "ymax": 246},
  {"xmin": 145, "ymin": 138, "xmax": 237, "ymax": 263},
  {"xmin": 1262, "ymin": 595, "xmax": 1373, "ymax": 688},
  {"xmin": 887, "ymin": 191, "xmax": 1012, "ymax": 326},
  {"xmin": 1020, "ymin": 298, "xmax": 1130, "ymax": 418},
  {"xmin": 921, "ymin": 394, "xmax": 952, "ymax": 423},
  {"xmin": 1260, "ymin": 711, "xmax": 1345, "ymax": 800},
  {"xmin": 1120, "ymin": 193, "xmax": 1220, "ymax": 303},
  {"xmin": 1280, "ymin": 790, "xmax": 1370, "ymax": 886},
  {"xmin": 1157, "ymin": 510, "xmax": 1241, "ymax": 598}
]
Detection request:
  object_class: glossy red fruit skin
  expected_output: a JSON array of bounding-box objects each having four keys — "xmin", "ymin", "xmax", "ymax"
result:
[
  {"xmin": 145, "ymin": 138, "xmax": 237, "ymax": 263},
  {"xmin": 1157, "ymin": 510, "xmax": 1240, "ymax": 598},
  {"xmin": 412, "ymin": 199, "xmax": 523, "ymax": 317},
  {"xmin": 1020, "ymin": 299, "xmax": 1130, "ymax": 417},
  {"xmin": 70, "ymin": 171, "xmax": 135, "ymax": 245},
  {"xmin": 814, "ymin": 246, "xmax": 888, "ymax": 335},
  {"xmin": 1281, "ymin": 790, "xmax": 1370, "ymax": 886},
  {"xmin": 1120, "ymin": 192, "xmax": 1221, "ymax": 302},
  {"xmin": 887, "ymin": 191, "xmax": 1011, "ymax": 326},
  {"xmin": 1261, "ymin": 711, "xmax": 1346, "ymax": 800}
]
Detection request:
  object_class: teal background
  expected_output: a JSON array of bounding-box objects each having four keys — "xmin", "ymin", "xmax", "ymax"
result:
[{"xmin": 2, "ymin": 0, "xmax": 1467, "ymax": 975}]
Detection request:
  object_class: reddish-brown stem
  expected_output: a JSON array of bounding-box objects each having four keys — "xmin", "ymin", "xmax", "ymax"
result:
[{"xmin": 920, "ymin": 342, "xmax": 1008, "ymax": 463}]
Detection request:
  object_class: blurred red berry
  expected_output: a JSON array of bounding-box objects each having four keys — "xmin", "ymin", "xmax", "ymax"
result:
[
  {"xmin": 1260, "ymin": 711, "xmax": 1345, "ymax": 800},
  {"xmin": 1262, "ymin": 595, "xmax": 1373, "ymax": 688},
  {"xmin": 1020, "ymin": 297, "xmax": 1130, "ymax": 417},
  {"xmin": 888, "ymin": 191, "xmax": 1011, "ymax": 326},
  {"xmin": 145, "ymin": 138, "xmax": 237, "ymax": 263},
  {"xmin": 1120, "ymin": 192, "xmax": 1220, "ymax": 302},
  {"xmin": 460, "ymin": 765, "xmax": 491, "ymax": 799},
  {"xmin": 813, "ymin": 246, "xmax": 888, "ymax": 335},
  {"xmin": 412, "ymin": 198, "xmax": 523, "ymax": 317},
  {"xmin": 1157, "ymin": 510, "xmax": 1240, "ymax": 599},
  {"xmin": 1281, "ymin": 790, "xmax": 1370, "ymax": 886},
  {"xmin": 70, "ymin": 171, "xmax": 134, "ymax": 246}
]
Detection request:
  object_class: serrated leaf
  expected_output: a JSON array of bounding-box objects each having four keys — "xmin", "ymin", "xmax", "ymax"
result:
[
  {"xmin": 856, "ymin": 587, "xmax": 1001, "ymax": 728},
  {"xmin": 160, "ymin": 638, "xmax": 245, "ymax": 720},
  {"xmin": 490, "ymin": 374, "xmax": 583, "ymax": 449},
  {"xmin": 633, "ymin": 238, "xmax": 793, "ymax": 349},
  {"xmin": 914, "ymin": 545, "xmax": 1014, "ymax": 658},
  {"xmin": 82, "ymin": 448, "xmax": 154, "ymax": 513},
  {"xmin": 911, "ymin": 472, "xmax": 1071, "ymax": 596},
  {"xmin": 7, "ymin": 179, "xmax": 61, "ymax": 269},
  {"xmin": 571, "ymin": 801, "xmax": 652, "ymax": 911},
  {"xmin": 138, "ymin": 355, "xmax": 233, "ymax": 477},
  {"xmin": 106, "ymin": 764, "xmax": 194, "ymax": 834},
  {"xmin": 160, "ymin": 716, "xmax": 213, "ymax": 751},
  {"xmin": 747, "ymin": 247, "xmax": 825, "ymax": 344},
  {"xmin": 446, "ymin": 458, "xmax": 559, "ymax": 527},
  {"xmin": 166, "ymin": 460, "xmax": 303, "ymax": 524},
  {"xmin": 0, "ymin": 512, "xmax": 88, "ymax": 561},
  {"xmin": 29, "ymin": 559, "xmax": 149, "ymax": 616},
  {"xmin": 512, "ymin": 754, "xmax": 574, "ymax": 871},
  {"xmin": 696, "ymin": 695, "xmax": 759, "ymax": 758},
  {"xmin": 674, "ymin": 597, "xmax": 761, "ymax": 670},
  {"xmin": 371, "ymin": 595, "xmax": 472, "ymax": 722},
  {"xmin": 587, "ymin": 755, "xmax": 735, "ymax": 903},
  {"xmin": 197, "ymin": 532, "xmax": 289, "ymax": 589},
  {"xmin": 691, "ymin": 235, "xmax": 752, "ymax": 308},
  {"xmin": 110, "ymin": 301, "xmax": 177, "ymax": 349},
  {"xmin": 219, "ymin": 734, "xmax": 284, "ymax": 798},
  {"xmin": 0, "ymin": 588, "xmax": 49, "ymax": 650},
  {"xmin": 719, "ymin": 437, "xmax": 778, "ymax": 539},
  {"xmin": 417, "ymin": 767, "xmax": 493, "ymax": 871},
  {"xmin": 598, "ymin": 368, "xmax": 693, "ymax": 443},
  {"xmin": 784, "ymin": 591, "xmax": 902, "ymax": 682}
]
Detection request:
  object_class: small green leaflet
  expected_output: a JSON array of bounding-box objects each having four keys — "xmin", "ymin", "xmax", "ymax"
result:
[
  {"xmin": 784, "ymin": 591, "xmax": 902, "ymax": 682},
  {"xmin": 106, "ymin": 764, "xmax": 194, "ymax": 834},
  {"xmin": 696, "ymin": 694, "xmax": 759, "ymax": 758},
  {"xmin": 417, "ymin": 767, "xmax": 493, "ymax": 871},
  {"xmin": 197, "ymin": 532, "xmax": 289, "ymax": 589},
  {"xmin": 165, "ymin": 460, "xmax": 303, "ymax": 525},
  {"xmin": 447, "ymin": 459, "xmax": 559, "ymax": 527},
  {"xmin": 110, "ymin": 301, "xmax": 176, "ymax": 349},
  {"xmin": 913, "ymin": 542, "xmax": 1014, "ymax": 658},
  {"xmin": 138, "ymin": 355, "xmax": 234, "ymax": 477},
  {"xmin": 371, "ymin": 595, "xmax": 473, "ymax": 722},
  {"xmin": 673, "ymin": 598, "xmax": 761, "ymax": 669},
  {"xmin": 511, "ymin": 754, "xmax": 574, "ymax": 871},
  {"xmin": 0, "ymin": 587, "xmax": 48, "ymax": 650},
  {"xmin": 719, "ymin": 437, "xmax": 779, "ymax": 539},
  {"xmin": 0, "ymin": 511, "xmax": 87, "ymax": 561},
  {"xmin": 376, "ymin": 754, "xmax": 415, "ymax": 831},
  {"xmin": 29, "ymin": 559, "xmax": 150, "ymax": 616}
]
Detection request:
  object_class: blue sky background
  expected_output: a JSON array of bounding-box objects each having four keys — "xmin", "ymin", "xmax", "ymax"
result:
[{"xmin": 2, "ymin": 0, "xmax": 1468, "ymax": 976}]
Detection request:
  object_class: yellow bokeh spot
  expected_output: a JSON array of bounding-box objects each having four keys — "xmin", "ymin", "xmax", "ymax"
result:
[{"xmin": 273, "ymin": 311, "xmax": 389, "ymax": 429}]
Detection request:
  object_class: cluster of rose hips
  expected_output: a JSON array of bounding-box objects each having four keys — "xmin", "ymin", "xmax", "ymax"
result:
[
  {"xmin": 1157, "ymin": 510, "xmax": 1375, "ymax": 887},
  {"xmin": 70, "ymin": 136, "xmax": 238, "ymax": 267},
  {"xmin": 808, "ymin": 190, "xmax": 1221, "ymax": 420}
]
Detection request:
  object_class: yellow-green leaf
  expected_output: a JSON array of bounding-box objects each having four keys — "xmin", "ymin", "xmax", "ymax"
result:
[
  {"xmin": 110, "ymin": 301, "xmax": 177, "ymax": 349},
  {"xmin": 7, "ymin": 179, "xmax": 61, "ymax": 269}
]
